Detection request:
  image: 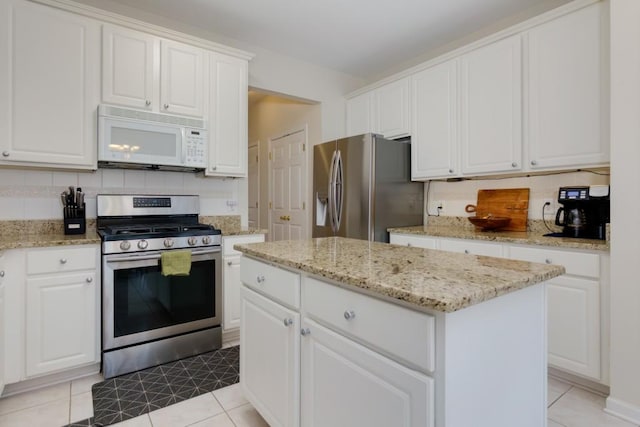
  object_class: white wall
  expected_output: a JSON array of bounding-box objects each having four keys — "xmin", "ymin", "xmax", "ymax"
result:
[
  {"xmin": 606, "ymin": 0, "xmax": 640, "ymax": 422},
  {"xmin": 426, "ymin": 171, "xmax": 610, "ymax": 222},
  {"xmin": 248, "ymin": 95, "xmax": 321, "ymax": 237},
  {"xmin": 0, "ymin": 168, "xmax": 240, "ymax": 220}
]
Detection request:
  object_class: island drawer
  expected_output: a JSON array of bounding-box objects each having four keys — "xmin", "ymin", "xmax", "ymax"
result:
[
  {"xmin": 240, "ymin": 257, "xmax": 300, "ymax": 309},
  {"xmin": 508, "ymin": 246, "xmax": 599, "ymax": 278},
  {"xmin": 303, "ymin": 277, "xmax": 435, "ymax": 373},
  {"xmin": 389, "ymin": 234, "xmax": 438, "ymax": 249},
  {"xmin": 26, "ymin": 246, "xmax": 97, "ymax": 275}
]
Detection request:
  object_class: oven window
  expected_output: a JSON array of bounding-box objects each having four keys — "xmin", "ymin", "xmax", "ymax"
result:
[{"xmin": 113, "ymin": 258, "xmax": 215, "ymax": 337}]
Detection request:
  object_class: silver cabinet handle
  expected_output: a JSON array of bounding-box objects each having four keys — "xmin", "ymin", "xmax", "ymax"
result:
[
  {"xmin": 2, "ymin": 151, "xmax": 9, "ymax": 157},
  {"xmin": 464, "ymin": 249, "xmax": 470, "ymax": 254},
  {"xmin": 164, "ymin": 104, "xmax": 169, "ymax": 109},
  {"xmin": 531, "ymin": 160, "xmax": 538, "ymax": 166},
  {"xmin": 227, "ymin": 261, "xmax": 233, "ymax": 266},
  {"xmin": 60, "ymin": 258, "xmax": 67, "ymax": 264},
  {"xmin": 256, "ymin": 275, "xmax": 265, "ymax": 283},
  {"xmin": 344, "ymin": 310, "xmax": 356, "ymax": 320},
  {"xmin": 545, "ymin": 259, "xmax": 552, "ymax": 264},
  {"xmin": 283, "ymin": 318, "xmax": 293, "ymax": 327},
  {"xmin": 407, "ymin": 243, "xmax": 412, "ymax": 247},
  {"xmin": 145, "ymin": 100, "xmax": 151, "ymax": 106},
  {"xmin": 0, "ymin": 271, "xmax": 4, "ymax": 277},
  {"xmin": 211, "ymin": 166, "xmax": 217, "ymax": 170},
  {"xmin": 86, "ymin": 277, "xmax": 93, "ymax": 283},
  {"xmin": 511, "ymin": 162, "xmax": 517, "ymax": 168},
  {"xmin": 448, "ymin": 169, "xmax": 454, "ymax": 174},
  {"xmin": 301, "ymin": 328, "xmax": 311, "ymax": 336}
]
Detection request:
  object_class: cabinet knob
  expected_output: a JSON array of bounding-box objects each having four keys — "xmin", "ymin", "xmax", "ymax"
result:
[
  {"xmin": 464, "ymin": 249, "xmax": 470, "ymax": 254},
  {"xmin": 511, "ymin": 162, "xmax": 517, "ymax": 168},
  {"xmin": 407, "ymin": 243, "xmax": 412, "ymax": 247},
  {"xmin": 86, "ymin": 277, "xmax": 93, "ymax": 283},
  {"xmin": 227, "ymin": 261, "xmax": 233, "ymax": 266},
  {"xmin": 164, "ymin": 104, "xmax": 169, "ymax": 109},
  {"xmin": 2, "ymin": 151, "xmax": 9, "ymax": 157},
  {"xmin": 211, "ymin": 166, "xmax": 217, "ymax": 171},
  {"xmin": 531, "ymin": 160, "xmax": 538, "ymax": 166},
  {"xmin": 300, "ymin": 328, "xmax": 311, "ymax": 336},
  {"xmin": 145, "ymin": 100, "xmax": 151, "ymax": 106},
  {"xmin": 448, "ymin": 169, "xmax": 454, "ymax": 174},
  {"xmin": 60, "ymin": 258, "xmax": 67, "ymax": 264},
  {"xmin": 545, "ymin": 259, "xmax": 552, "ymax": 264},
  {"xmin": 256, "ymin": 275, "xmax": 265, "ymax": 283},
  {"xmin": 0, "ymin": 271, "xmax": 4, "ymax": 277},
  {"xmin": 283, "ymin": 318, "xmax": 293, "ymax": 327},
  {"xmin": 343, "ymin": 310, "xmax": 356, "ymax": 320}
]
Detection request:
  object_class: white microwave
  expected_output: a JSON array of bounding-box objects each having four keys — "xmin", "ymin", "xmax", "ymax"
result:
[{"xmin": 98, "ymin": 105, "xmax": 208, "ymax": 171}]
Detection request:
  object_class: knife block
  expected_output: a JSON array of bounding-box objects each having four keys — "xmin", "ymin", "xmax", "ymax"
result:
[{"xmin": 63, "ymin": 203, "xmax": 86, "ymax": 235}]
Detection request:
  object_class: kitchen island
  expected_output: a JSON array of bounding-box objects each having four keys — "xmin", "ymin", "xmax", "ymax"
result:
[{"xmin": 235, "ymin": 237, "xmax": 565, "ymax": 427}]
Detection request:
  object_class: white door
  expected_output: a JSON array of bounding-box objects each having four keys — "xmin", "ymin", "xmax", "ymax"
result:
[
  {"xmin": 460, "ymin": 34, "xmax": 522, "ymax": 175},
  {"xmin": 411, "ymin": 59, "xmax": 459, "ymax": 179},
  {"xmin": 26, "ymin": 272, "xmax": 97, "ymax": 377},
  {"xmin": 527, "ymin": 3, "xmax": 606, "ymax": 169},
  {"xmin": 248, "ymin": 144, "xmax": 260, "ymax": 228},
  {"xmin": 0, "ymin": 0, "xmax": 100, "ymax": 169},
  {"xmin": 160, "ymin": 39, "xmax": 205, "ymax": 117},
  {"xmin": 270, "ymin": 130, "xmax": 307, "ymax": 241},
  {"xmin": 241, "ymin": 286, "xmax": 300, "ymax": 427},
  {"xmin": 301, "ymin": 318, "xmax": 434, "ymax": 427},
  {"xmin": 102, "ymin": 24, "xmax": 158, "ymax": 110}
]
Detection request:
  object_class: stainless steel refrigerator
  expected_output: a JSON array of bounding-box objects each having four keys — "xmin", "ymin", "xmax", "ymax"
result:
[{"xmin": 312, "ymin": 133, "xmax": 423, "ymax": 243}]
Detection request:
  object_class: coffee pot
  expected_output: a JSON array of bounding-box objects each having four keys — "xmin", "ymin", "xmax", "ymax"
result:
[
  {"xmin": 553, "ymin": 186, "xmax": 610, "ymax": 240},
  {"xmin": 555, "ymin": 206, "xmax": 588, "ymax": 237}
]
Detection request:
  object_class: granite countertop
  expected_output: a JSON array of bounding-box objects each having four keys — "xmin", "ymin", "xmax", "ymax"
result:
[
  {"xmin": 388, "ymin": 221, "xmax": 609, "ymax": 252},
  {"xmin": 234, "ymin": 237, "xmax": 565, "ymax": 313},
  {"xmin": 0, "ymin": 230, "xmax": 101, "ymax": 251},
  {"xmin": 222, "ymin": 228, "xmax": 268, "ymax": 237}
]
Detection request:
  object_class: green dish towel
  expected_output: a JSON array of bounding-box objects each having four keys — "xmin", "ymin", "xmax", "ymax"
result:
[{"xmin": 161, "ymin": 250, "xmax": 192, "ymax": 276}]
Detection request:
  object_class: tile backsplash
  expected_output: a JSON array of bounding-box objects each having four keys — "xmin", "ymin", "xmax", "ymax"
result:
[{"xmin": 0, "ymin": 168, "xmax": 242, "ymax": 220}]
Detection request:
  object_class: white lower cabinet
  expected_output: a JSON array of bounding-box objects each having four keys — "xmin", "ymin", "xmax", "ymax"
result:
[
  {"xmin": 0, "ymin": 270, "xmax": 5, "ymax": 396},
  {"xmin": 389, "ymin": 233, "xmax": 438, "ymax": 249},
  {"xmin": 438, "ymin": 237, "xmax": 503, "ymax": 257},
  {"xmin": 240, "ymin": 286, "xmax": 300, "ymax": 427},
  {"xmin": 300, "ymin": 318, "xmax": 433, "ymax": 427}
]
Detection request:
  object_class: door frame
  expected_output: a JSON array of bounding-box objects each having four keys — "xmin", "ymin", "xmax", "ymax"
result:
[
  {"xmin": 248, "ymin": 141, "xmax": 260, "ymax": 229},
  {"xmin": 267, "ymin": 125, "xmax": 309, "ymax": 241}
]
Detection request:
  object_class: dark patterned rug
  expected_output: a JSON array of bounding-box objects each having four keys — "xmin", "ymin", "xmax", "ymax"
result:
[{"xmin": 63, "ymin": 345, "xmax": 240, "ymax": 427}]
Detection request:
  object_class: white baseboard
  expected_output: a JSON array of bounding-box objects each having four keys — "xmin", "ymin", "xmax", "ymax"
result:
[
  {"xmin": 605, "ymin": 396, "xmax": 640, "ymax": 425},
  {"xmin": 2, "ymin": 363, "xmax": 101, "ymax": 398}
]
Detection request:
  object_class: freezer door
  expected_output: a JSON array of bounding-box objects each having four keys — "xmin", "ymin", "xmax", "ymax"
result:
[{"xmin": 312, "ymin": 141, "xmax": 336, "ymax": 238}]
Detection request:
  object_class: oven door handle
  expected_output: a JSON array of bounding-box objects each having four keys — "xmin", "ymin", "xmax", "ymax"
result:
[{"xmin": 105, "ymin": 248, "xmax": 220, "ymax": 263}]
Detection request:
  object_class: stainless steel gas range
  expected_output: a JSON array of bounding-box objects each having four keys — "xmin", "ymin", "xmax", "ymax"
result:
[{"xmin": 97, "ymin": 194, "xmax": 222, "ymax": 379}]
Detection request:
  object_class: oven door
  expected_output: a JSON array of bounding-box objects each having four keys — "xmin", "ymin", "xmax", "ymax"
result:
[{"xmin": 102, "ymin": 247, "xmax": 222, "ymax": 351}]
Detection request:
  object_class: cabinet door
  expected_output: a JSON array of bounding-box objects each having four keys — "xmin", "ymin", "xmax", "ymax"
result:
[
  {"xmin": 527, "ymin": 3, "xmax": 606, "ymax": 169},
  {"xmin": 301, "ymin": 318, "xmax": 434, "ymax": 427},
  {"xmin": 0, "ymin": 280, "xmax": 5, "ymax": 396},
  {"xmin": 0, "ymin": 0, "xmax": 100, "ymax": 169},
  {"xmin": 102, "ymin": 24, "xmax": 159, "ymax": 110},
  {"xmin": 374, "ymin": 78, "xmax": 410, "ymax": 139},
  {"xmin": 207, "ymin": 53, "xmax": 248, "ymax": 177},
  {"xmin": 26, "ymin": 271, "xmax": 98, "ymax": 377},
  {"xmin": 547, "ymin": 275, "xmax": 601, "ymax": 380},
  {"xmin": 160, "ymin": 40, "xmax": 205, "ymax": 117},
  {"xmin": 241, "ymin": 286, "xmax": 300, "ymax": 427},
  {"xmin": 223, "ymin": 255, "xmax": 241, "ymax": 331},
  {"xmin": 346, "ymin": 92, "xmax": 374, "ymax": 137},
  {"xmin": 411, "ymin": 60, "xmax": 459, "ymax": 179},
  {"xmin": 389, "ymin": 233, "xmax": 438, "ymax": 249},
  {"xmin": 460, "ymin": 35, "xmax": 522, "ymax": 175}
]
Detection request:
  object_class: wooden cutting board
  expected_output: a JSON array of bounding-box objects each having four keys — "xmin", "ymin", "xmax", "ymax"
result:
[{"xmin": 475, "ymin": 188, "xmax": 530, "ymax": 231}]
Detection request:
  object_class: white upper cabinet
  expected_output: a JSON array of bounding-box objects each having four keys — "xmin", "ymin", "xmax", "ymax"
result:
[
  {"xmin": 206, "ymin": 53, "xmax": 248, "ymax": 177},
  {"xmin": 526, "ymin": 3, "xmax": 607, "ymax": 170},
  {"xmin": 347, "ymin": 77, "xmax": 410, "ymax": 139},
  {"xmin": 102, "ymin": 25, "xmax": 158, "ymax": 110},
  {"xmin": 103, "ymin": 26, "xmax": 205, "ymax": 118},
  {"xmin": 460, "ymin": 34, "xmax": 522, "ymax": 175},
  {"xmin": 0, "ymin": 0, "xmax": 100, "ymax": 170},
  {"xmin": 411, "ymin": 60, "xmax": 458, "ymax": 179}
]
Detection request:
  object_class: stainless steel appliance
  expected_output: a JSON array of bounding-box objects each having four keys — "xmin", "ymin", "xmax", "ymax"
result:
[
  {"xmin": 554, "ymin": 185, "xmax": 610, "ymax": 240},
  {"xmin": 312, "ymin": 133, "xmax": 423, "ymax": 242},
  {"xmin": 97, "ymin": 194, "xmax": 222, "ymax": 378}
]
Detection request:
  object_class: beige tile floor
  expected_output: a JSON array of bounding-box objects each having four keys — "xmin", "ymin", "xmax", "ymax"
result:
[{"xmin": 0, "ymin": 375, "xmax": 638, "ymax": 426}]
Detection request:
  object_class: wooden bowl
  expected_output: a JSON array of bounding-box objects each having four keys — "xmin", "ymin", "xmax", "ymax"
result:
[{"xmin": 468, "ymin": 216, "xmax": 511, "ymax": 230}]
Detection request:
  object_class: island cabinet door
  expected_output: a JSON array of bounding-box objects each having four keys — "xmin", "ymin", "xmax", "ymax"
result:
[
  {"xmin": 240, "ymin": 286, "xmax": 300, "ymax": 427},
  {"xmin": 300, "ymin": 318, "xmax": 434, "ymax": 427}
]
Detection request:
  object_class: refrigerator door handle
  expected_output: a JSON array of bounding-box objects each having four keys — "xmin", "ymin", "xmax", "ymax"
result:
[
  {"xmin": 335, "ymin": 150, "xmax": 344, "ymax": 232},
  {"xmin": 328, "ymin": 149, "xmax": 337, "ymax": 232}
]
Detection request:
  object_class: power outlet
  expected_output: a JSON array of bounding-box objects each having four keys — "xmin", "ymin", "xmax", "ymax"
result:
[
  {"xmin": 543, "ymin": 199, "xmax": 556, "ymax": 215},
  {"xmin": 430, "ymin": 200, "xmax": 444, "ymax": 214}
]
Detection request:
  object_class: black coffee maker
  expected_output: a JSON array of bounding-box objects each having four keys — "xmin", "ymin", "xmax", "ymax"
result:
[{"xmin": 555, "ymin": 185, "xmax": 610, "ymax": 240}]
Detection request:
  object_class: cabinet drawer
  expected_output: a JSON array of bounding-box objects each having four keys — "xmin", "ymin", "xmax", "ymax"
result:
[
  {"xmin": 389, "ymin": 234, "xmax": 438, "ymax": 249},
  {"xmin": 26, "ymin": 246, "xmax": 97, "ymax": 275},
  {"xmin": 303, "ymin": 277, "xmax": 435, "ymax": 373},
  {"xmin": 508, "ymin": 245, "xmax": 599, "ymax": 278},
  {"xmin": 223, "ymin": 234, "xmax": 265, "ymax": 256},
  {"xmin": 240, "ymin": 257, "xmax": 300, "ymax": 309},
  {"xmin": 439, "ymin": 238, "xmax": 503, "ymax": 257}
]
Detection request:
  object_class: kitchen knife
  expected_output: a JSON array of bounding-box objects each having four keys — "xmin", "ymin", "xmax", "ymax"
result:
[{"xmin": 60, "ymin": 192, "xmax": 67, "ymax": 207}]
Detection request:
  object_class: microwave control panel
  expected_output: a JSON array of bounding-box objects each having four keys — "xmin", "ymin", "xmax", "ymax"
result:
[{"xmin": 184, "ymin": 129, "xmax": 208, "ymax": 167}]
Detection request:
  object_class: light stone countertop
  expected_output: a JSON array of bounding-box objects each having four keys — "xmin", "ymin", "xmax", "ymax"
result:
[
  {"xmin": 0, "ymin": 230, "xmax": 100, "ymax": 251},
  {"xmin": 222, "ymin": 228, "xmax": 268, "ymax": 237},
  {"xmin": 234, "ymin": 237, "xmax": 565, "ymax": 313}
]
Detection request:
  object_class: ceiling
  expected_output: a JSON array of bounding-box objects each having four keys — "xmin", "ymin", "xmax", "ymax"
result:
[{"xmin": 100, "ymin": 0, "xmax": 571, "ymax": 80}]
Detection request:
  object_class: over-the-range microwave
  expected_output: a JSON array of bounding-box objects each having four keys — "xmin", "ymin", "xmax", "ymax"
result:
[{"xmin": 98, "ymin": 104, "xmax": 208, "ymax": 171}]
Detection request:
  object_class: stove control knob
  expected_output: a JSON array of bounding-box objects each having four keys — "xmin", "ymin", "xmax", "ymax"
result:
[
  {"xmin": 164, "ymin": 238, "xmax": 174, "ymax": 248},
  {"xmin": 137, "ymin": 240, "xmax": 148, "ymax": 250},
  {"xmin": 188, "ymin": 237, "xmax": 198, "ymax": 246},
  {"xmin": 120, "ymin": 241, "xmax": 131, "ymax": 251},
  {"xmin": 202, "ymin": 236, "xmax": 211, "ymax": 245}
]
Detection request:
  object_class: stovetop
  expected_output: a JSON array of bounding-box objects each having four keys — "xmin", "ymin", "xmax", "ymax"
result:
[{"xmin": 99, "ymin": 222, "xmax": 221, "ymax": 241}]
